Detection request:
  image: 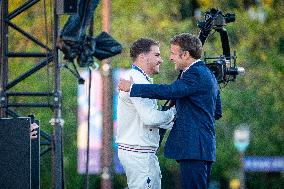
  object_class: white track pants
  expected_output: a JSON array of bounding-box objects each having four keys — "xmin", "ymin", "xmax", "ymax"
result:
[{"xmin": 118, "ymin": 149, "xmax": 162, "ymax": 189}]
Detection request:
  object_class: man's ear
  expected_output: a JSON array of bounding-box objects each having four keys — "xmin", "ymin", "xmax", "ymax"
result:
[
  {"xmin": 137, "ymin": 53, "xmax": 147, "ymax": 63},
  {"xmin": 138, "ymin": 53, "xmax": 145, "ymax": 60},
  {"xmin": 183, "ymin": 51, "xmax": 191, "ymax": 59}
]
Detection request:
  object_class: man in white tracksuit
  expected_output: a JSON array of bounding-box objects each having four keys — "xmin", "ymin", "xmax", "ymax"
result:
[{"xmin": 116, "ymin": 38, "xmax": 176, "ymax": 189}]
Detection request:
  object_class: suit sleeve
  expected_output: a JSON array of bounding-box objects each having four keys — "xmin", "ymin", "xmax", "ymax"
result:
[
  {"xmin": 130, "ymin": 97, "xmax": 176, "ymax": 127},
  {"xmin": 130, "ymin": 69, "xmax": 199, "ymax": 100},
  {"xmin": 214, "ymin": 90, "xmax": 222, "ymax": 120}
]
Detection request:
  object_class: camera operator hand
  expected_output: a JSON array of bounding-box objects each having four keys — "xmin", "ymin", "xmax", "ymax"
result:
[{"xmin": 30, "ymin": 123, "xmax": 39, "ymax": 140}]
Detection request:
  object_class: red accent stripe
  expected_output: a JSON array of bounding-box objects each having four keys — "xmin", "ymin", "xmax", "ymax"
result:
[{"xmin": 118, "ymin": 144, "xmax": 156, "ymax": 153}]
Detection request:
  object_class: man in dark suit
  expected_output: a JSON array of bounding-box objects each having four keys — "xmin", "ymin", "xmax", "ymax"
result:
[{"xmin": 118, "ymin": 33, "xmax": 222, "ymax": 189}]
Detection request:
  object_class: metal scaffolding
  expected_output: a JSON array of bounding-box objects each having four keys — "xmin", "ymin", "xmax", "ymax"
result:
[
  {"xmin": 0, "ymin": 0, "xmax": 115, "ymax": 188},
  {"xmin": 0, "ymin": 0, "xmax": 64, "ymax": 188}
]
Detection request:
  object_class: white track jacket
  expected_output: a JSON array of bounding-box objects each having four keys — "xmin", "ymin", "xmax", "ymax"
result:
[{"xmin": 116, "ymin": 68, "xmax": 176, "ymax": 148}]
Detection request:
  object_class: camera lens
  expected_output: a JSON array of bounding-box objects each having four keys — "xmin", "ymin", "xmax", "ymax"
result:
[{"xmin": 224, "ymin": 13, "xmax": 236, "ymax": 23}]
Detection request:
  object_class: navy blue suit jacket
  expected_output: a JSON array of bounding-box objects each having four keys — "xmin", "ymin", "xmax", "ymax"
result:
[{"xmin": 130, "ymin": 61, "xmax": 222, "ymax": 161}]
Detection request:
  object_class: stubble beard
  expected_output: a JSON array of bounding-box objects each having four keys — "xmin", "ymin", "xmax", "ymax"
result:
[
  {"xmin": 154, "ymin": 65, "xmax": 160, "ymax": 75},
  {"xmin": 174, "ymin": 63, "xmax": 179, "ymax": 71}
]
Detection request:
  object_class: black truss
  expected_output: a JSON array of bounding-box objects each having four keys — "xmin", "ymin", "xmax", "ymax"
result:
[
  {"xmin": 6, "ymin": 91, "xmax": 54, "ymax": 96},
  {"xmin": 8, "ymin": 0, "xmax": 40, "ymax": 20},
  {"xmin": 0, "ymin": 0, "xmax": 64, "ymax": 188},
  {"xmin": 7, "ymin": 20, "xmax": 52, "ymax": 51},
  {"xmin": 8, "ymin": 52, "xmax": 52, "ymax": 57},
  {"xmin": 5, "ymin": 56, "xmax": 53, "ymax": 90}
]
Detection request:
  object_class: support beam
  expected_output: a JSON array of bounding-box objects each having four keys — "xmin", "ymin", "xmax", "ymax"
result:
[
  {"xmin": 6, "ymin": 92, "xmax": 54, "ymax": 96},
  {"xmin": 5, "ymin": 56, "xmax": 53, "ymax": 90},
  {"xmin": 101, "ymin": 0, "xmax": 113, "ymax": 189},
  {"xmin": 8, "ymin": 0, "xmax": 40, "ymax": 20},
  {"xmin": 51, "ymin": 0, "xmax": 64, "ymax": 188},
  {"xmin": 7, "ymin": 20, "xmax": 52, "ymax": 51},
  {"xmin": 7, "ymin": 52, "xmax": 52, "ymax": 57},
  {"xmin": 0, "ymin": 0, "xmax": 9, "ymax": 117}
]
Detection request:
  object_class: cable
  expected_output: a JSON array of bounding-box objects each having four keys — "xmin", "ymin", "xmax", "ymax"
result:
[
  {"xmin": 84, "ymin": 10, "xmax": 96, "ymax": 189},
  {"xmin": 84, "ymin": 67, "xmax": 92, "ymax": 189}
]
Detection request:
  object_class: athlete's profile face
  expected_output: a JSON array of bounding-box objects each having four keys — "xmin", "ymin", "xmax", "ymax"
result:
[{"xmin": 144, "ymin": 45, "xmax": 163, "ymax": 75}]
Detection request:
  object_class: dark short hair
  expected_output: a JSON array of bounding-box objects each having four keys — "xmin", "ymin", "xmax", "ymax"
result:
[
  {"xmin": 170, "ymin": 33, "xmax": 202, "ymax": 59},
  {"xmin": 130, "ymin": 38, "xmax": 159, "ymax": 61}
]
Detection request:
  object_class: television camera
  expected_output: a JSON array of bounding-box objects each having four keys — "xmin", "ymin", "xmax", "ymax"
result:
[{"xmin": 198, "ymin": 8, "xmax": 245, "ymax": 84}]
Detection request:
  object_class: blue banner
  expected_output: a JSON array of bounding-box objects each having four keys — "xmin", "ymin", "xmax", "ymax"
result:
[{"xmin": 244, "ymin": 156, "xmax": 284, "ymax": 172}]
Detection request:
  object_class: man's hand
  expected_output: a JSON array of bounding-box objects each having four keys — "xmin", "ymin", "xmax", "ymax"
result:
[
  {"xmin": 118, "ymin": 77, "xmax": 134, "ymax": 92},
  {"xmin": 30, "ymin": 123, "xmax": 39, "ymax": 139}
]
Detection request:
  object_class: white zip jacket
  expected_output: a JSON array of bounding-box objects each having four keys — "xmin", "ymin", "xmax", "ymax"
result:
[{"xmin": 116, "ymin": 68, "xmax": 176, "ymax": 148}]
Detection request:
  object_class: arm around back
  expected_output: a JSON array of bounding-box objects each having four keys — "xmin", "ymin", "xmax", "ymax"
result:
[{"xmin": 130, "ymin": 68, "xmax": 200, "ymax": 100}]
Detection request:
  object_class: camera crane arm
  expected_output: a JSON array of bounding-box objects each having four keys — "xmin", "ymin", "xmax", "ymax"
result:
[{"xmin": 197, "ymin": 8, "xmax": 232, "ymax": 59}]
